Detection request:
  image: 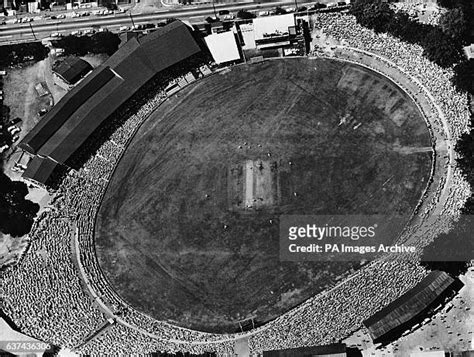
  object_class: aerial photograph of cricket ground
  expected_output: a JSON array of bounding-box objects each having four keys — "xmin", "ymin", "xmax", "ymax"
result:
[{"xmin": 0, "ymin": 0, "xmax": 473, "ymax": 355}]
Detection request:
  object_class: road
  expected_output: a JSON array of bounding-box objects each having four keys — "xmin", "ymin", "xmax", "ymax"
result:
[{"xmin": 0, "ymin": 0, "xmax": 321, "ymax": 43}]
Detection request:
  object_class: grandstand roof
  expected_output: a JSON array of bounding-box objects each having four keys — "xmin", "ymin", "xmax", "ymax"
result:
[
  {"xmin": 205, "ymin": 31, "xmax": 241, "ymax": 64},
  {"xmin": 458, "ymin": 351, "xmax": 474, "ymax": 357},
  {"xmin": 363, "ymin": 271, "xmax": 459, "ymax": 342},
  {"xmin": 263, "ymin": 343, "xmax": 347, "ymax": 357},
  {"xmin": 53, "ymin": 56, "xmax": 92, "ymax": 85},
  {"xmin": 19, "ymin": 66, "xmax": 116, "ymax": 155},
  {"xmin": 253, "ymin": 14, "xmax": 295, "ymax": 41},
  {"xmin": 410, "ymin": 352, "xmax": 445, "ymax": 357},
  {"xmin": 19, "ymin": 21, "xmax": 200, "ymax": 166},
  {"xmin": 22, "ymin": 156, "xmax": 58, "ymax": 186}
]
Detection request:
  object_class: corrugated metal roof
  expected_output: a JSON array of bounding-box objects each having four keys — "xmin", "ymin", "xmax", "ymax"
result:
[
  {"xmin": 53, "ymin": 56, "xmax": 92, "ymax": 85},
  {"xmin": 363, "ymin": 271, "xmax": 458, "ymax": 341},
  {"xmin": 20, "ymin": 21, "xmax": 201, "ymax": 166},
  {"xmin": 22, "ymin": 156, "xmax": 58, "ymax": 186},
  {"xmin": 19, "ymin": 66, "xmax": 116, "ymax": 155}
]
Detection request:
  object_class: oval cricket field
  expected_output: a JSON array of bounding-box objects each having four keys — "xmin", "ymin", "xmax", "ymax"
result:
[{"xmin": 95, "ymin": 58, "xmax": 432, "ymax": 333}]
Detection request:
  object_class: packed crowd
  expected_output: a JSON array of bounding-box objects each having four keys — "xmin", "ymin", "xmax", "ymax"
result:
[
  {"xmin": 0, "ymin": 12, "xmax": 472, "ymax": 356},
  {"xmin": 391, "ymin": 2, "xmax": 442, "ymax": 26}
]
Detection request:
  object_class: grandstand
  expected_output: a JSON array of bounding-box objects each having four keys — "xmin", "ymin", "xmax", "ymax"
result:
[
  {"xmin": 363, "ymin": 270, "xmax": 463, "ymax": 343},
  {"xmin": 19, "ymin": 20, "xmax": 201, "ymax": 187},
  {"xmin": 262, "ymin": 343, "xmax": 347, "ymax": 356}
]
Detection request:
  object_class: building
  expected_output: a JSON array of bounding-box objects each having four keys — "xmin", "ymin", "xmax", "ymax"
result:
[
  {"xmin": 20, "ymin": 20, "xmax": 201, "ymax": 187},
  {"xmin": 119, "ymin": 31, "xmax": 140, "ymax": 47},
  {"xmin": 22, "ymin": 156, "xmax": 58, "ymax": 188},
  {"xmin": 263, "ymin": 343, "xmax": 347, "ymax": 357},
  {"xmin": 410, "ymin": 352, "xmax": 445, "ymax": 357},
  {"xmin": 204, "ymin": 31, "xmax": 241, "ymax": 65},
  {"xmin": 252, "ymin": 14, "xmax": 297, "ymax": 49},
  {"xmin": 464, "ymin": 44, "xmax": 474, "ymax": 60},
  {"xmin": 52, "ymin": 56, "xmax": 93, "ymax": 88},
  {"xmin": 363, "ymin": 271, "xmax": 463, "ymax": 343}
]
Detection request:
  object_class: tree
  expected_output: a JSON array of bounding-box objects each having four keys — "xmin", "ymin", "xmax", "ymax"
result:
[
  {"xmin": 437, "ymin": 0, "xmax": 469, "ymax": 9},
  {"xmin": 0, "ymin": 42, "xmax": 48, "ymax": 67},
  {"xmin": 205, "ymin": 16, "xmax": 218, "ymax": 23},
  {"xmin": 0, "ymin": 173, "xmax": 39, "ymax": 237},
  {"xmin": 420, "ymin": 215, "xmax": 472, "ymax": 277},
  {"xmin": 452, "ymin": 59, "xmax": 474, "ymax": 95},
  {"xmin": 90, "ymin": 32, "xmax": 120, "ymax": 56},
  {"xmin": 55, "ymin": 35, "xmax": 91, "ymax": 56},
  {"xmin": 349, "ymin": 0, "xmax": 395, "ymax": 33},
  {"xmin": 236, "ymin": 9, "xmax": 255, "ymax": 19},
  {"xmin": 422, "ymin": 28, "xmax": 464, "ymax": 68},
  {"xmin": 275, "ymin": 6, "xmax": 286, "ymax": 15},
  {"xmin": 439, "ymin": 7, "xmax": 469, "ymax": 43}
]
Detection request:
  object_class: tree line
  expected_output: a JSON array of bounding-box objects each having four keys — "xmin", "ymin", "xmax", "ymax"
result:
[
  {"xmin": 53, "ymin": 32, "xmax": 121, "ymax": 57},
  {"xmin": 0, "ymin": 171, "xmax": 40, "ymax": 237},
  {"xmin": 0, "ymin": 42, "xmax": 49, "ymax": 68}
]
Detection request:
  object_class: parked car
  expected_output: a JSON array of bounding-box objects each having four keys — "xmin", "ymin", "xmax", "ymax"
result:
[
  {"xmin": 9, "ymin": 127, "xmax": 20, "ymax": 135},
  {"xmin": 12, "ymin": 134, "xmax": 19, "ymax": 142},
  {"xmin": 8, "ymin": 117, "xmax": 22, "ymax": 126},
  {"xmin": 50, "ymin": 48, "xmax": 65, "ymax": 56},
  {"xmin": 38, "ymin": 108, "xmax": 49, "ymax": 116},
  {"xmin": 50, "ymin": 32, "xmax": 62, "ymax": 37}
]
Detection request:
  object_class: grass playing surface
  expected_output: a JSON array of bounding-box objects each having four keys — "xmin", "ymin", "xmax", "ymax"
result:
[{"xmin": 95, "ymin": 58, "xmax": 432, "ymax": 333}]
